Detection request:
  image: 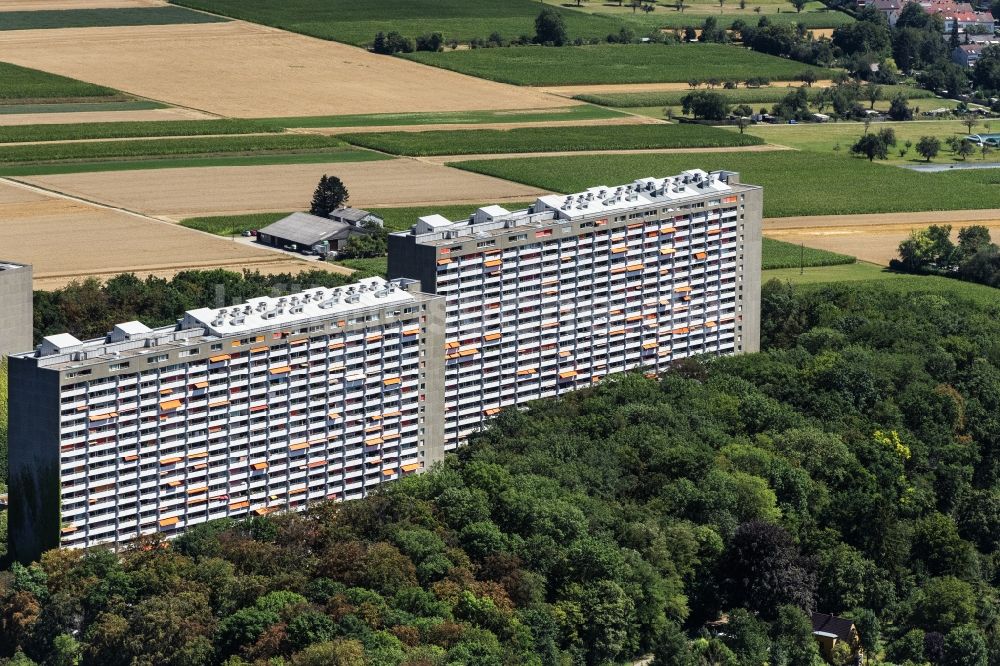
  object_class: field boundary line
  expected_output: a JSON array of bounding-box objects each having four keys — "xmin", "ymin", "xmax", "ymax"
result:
[{"xmin": 428, "ymin": 143, "xmax": 790, "ymax": 164}]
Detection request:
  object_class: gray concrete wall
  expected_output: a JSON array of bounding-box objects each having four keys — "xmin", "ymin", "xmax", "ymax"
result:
[
  {"xmin": 421, "ymin": 296, "xmax": 446, "ymax": 468},
  {"xmin": 0, "ymin": 263, "xmax": 33, "ymax": 359},
  {"xmin": 388, "ymin": 235, "xmax": 438, "ymax": 293},
  {"xmin": 739, "ymin": 188, "xmax": 763, "ymax": 354},
  {"xmin": 8, "ymin": 356, "xmax": 61, "ymax": 563}
]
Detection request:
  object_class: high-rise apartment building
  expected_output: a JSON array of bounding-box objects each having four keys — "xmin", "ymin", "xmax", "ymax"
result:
[
  {"xmin": 389, "ymin": 170, "xmax": 762, "ymax": 450},
  {"xmin": 8, "ymin": 277, "xmax": 444, "ymax": 562},
  {"xmin": 9, "ymin": 169, "xmax": 762, "ymax": 561},
  {"xmin": 0, "ymin": 261, "xmax": 32, "ymax": 359}
]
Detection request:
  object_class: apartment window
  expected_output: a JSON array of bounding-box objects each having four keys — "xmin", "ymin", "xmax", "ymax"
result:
[
  {"xmin": 210, "ymin": 343, "xmax": 223, "ymax": 351},
  {"xmin": 65, "ymin": 370, "xmax": 92, "ymax": 378},
  {"xmin": 508, "ymin": 233, "xmax": 527, "ymax": 242},
  {"xmin": 147, "ymin": 354, "xmax": 168, "ymax": 364},
  {"xmin": 476, "ymin": 240, "xmax": 496, "ymax": 248},
  {"xmin": 108, "ymin": 362, "xmax": 130, "ymax": 371}
]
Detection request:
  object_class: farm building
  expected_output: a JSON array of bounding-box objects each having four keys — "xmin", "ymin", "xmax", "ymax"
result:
[
  {"xmin": 330, "ymin": 207, "xmax": 384, "ymax": 228},
  {"xmin": 256, "ymin": 212, "xmax": 372, "ymax": 254},
  {"xmin": 811, "ymin": 613, "xmax": 863, "ymax": 662}
]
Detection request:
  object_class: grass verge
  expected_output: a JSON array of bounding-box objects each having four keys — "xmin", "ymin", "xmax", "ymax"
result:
[
  {"xmin": 0, "ymin": 101, "xmax": 166, "ymax": 115},
  {"xmin": 402, "ymin": 43, "xmax": 830, "ymax": 86},
  {"xmin": 450, "ymin": 151, "xmax": 1000, "ymax": 217},
  {"xmin": 339, "ymin": 124, "xmax": 763, "ymax": 156}
]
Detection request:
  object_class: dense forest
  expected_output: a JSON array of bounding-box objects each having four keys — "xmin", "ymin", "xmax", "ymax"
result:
[{"xmin": 2, "ymin": 278, "xmax": 999, "ymax": 665}]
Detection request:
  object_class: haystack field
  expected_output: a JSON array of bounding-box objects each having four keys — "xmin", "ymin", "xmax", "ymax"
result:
[
  {"xmin": 0, "ymin": 21, "xmax": 572, "ymax": 118},
  {"xmin": 19, "ymin": 159, "xmax": 551, "ymax": 219},
  {"xmin": 0, "ymin": 180, "xmax": 322, "ymax": 289}
]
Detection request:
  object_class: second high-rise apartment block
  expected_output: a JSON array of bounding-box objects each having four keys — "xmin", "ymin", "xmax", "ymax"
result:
[
  {"xmin": 389, "ymin": 169, "xmax": 761, "ymax": 450},
  {"xmin": 8, "ymin": 169, "xmax": 761, "ymax": 561}
]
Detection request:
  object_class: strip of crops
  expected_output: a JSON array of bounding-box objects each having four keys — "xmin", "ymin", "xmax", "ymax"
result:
[
  {"xmin": 0, "ymin": 7, "xmax": 228, "ymax": 30},
  {"xmin": 0, "ymin": 134, "xmax": 349, "ymax": 164},
  {"xmin": 403, "ymin": 43, "xmax": 830, "ymax": 86},
  {"xmin": 340, "ymin": 124, "xmax": 764, "ymax": 156},
  {"xmin": 451, "ymin": 151, "xmax": 1000, "ymax": 217},
  {"xmin": 263, "ymin": 105, "xmax": 626, "ymax": 129},
  {"xmin": 0, "ymin": 119, "xmax": 282, "ymax": 144},
  {"xmin": 0, "ymin": 62, "xmax": 120, "ymax": 101},
  {"xmin": 761, "ymin": 238, "xmax": 855, "ymax": 270},
  {"xmin": 620, "ymin": 10, "xmax": 855, "ymax": 29},
  {"xmin": 576, "ymin": 85, "xmax": 936, "ymax": 108}
]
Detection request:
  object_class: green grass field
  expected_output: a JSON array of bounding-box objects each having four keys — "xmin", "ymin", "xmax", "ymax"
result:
[
  {"xmin": 765, "ymin": 262, "xmax": 1000, "ymax": 305},
  {"xmin": 575, "ymin": 85, "xmax": 936, "ymax": 108},
  {"xmin": 259, "ymin": 106, "xmax": 626, "ymax": 129},
  {"xmin": 604, "ymin": 9, "xmax": 853, "ymax": 29},
  {"xmin": 0, "ymin": 119, "xmax": 280, "ymax": 144},
  {"xmin": 0, "ymin": 150, "xmax": 388, "ymax": 177},
  {"xmin": 169, "ymin": 0, "xmax": 637, "ymax": 45},
  {"xmin": 0, "ymin": 101, "xmax": 166, "ymax": 115},
  {"xmin": 0, "ymin": 7, "xmax": 228, "ymax": 30},
  {"xmin": 181, "ymin": 212, "xmax": 291, "ymax": 236},
  {"xmin": 403, "ymin": 43, "xmax": 830, "ymax": 86},
  {"xmin": 451, "ymin": 151, "xmax": 1000, "ymax": 217},
  {"xmin": 761, "ymin": 237, "xmax": 855, "ymax": 270},
  {"xmin": 0, "ymin": 62, "xmax": 121, "ymax": 103},
  {"xmin": 334, "ymin": 257, "xmax": 390, "ymax": 277},
  {"xmin": 339, "ymin": 124, "xmax": 763, "ymax": 156},
  {"xmin": 739, "ymin": 119, "xmax": 1000, "ymax": 165},
  {"xmin": 0, "ymin": 134, "xmax": 350, "ymax": 165}
]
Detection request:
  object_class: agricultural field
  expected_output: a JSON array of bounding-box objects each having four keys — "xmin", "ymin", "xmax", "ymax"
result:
[
  {"xmin": 169, "ymin": 0, "xmax": 636, "ymax": 46},
  {"xmin": 544, "ymin": 0, "xmax": 854, "ymax": 28},
  {"xmin": 403, "ymin": 43, "xmax": 830, "ymax": 86},
  {"xmin": 0, "ymin": 180, "xmax": 316, "ymax": 290},
  {"xmin": 180, "ymin": 212, "xmax": 291, "ymax": 237},
  {"xmin": 0, "ymin": 118, "xmax": 280, "ymax": 143},
  {"xmin": 0, "ymin": 21, "xmax": 572, "ymax": 118},
  {"xmin": 451, "ymin": 151, "xmax": 1000, "ymax": 217},
  {"xmin": 266, "ymin": 106, "xmax": 628, "ymax": 129},
  {"xmin": 0, "ymin": 61, "xmax": 121, "ymax": 103},
  {"xmin": 0, "ymin": 101, "xmax": 165, "ymax": 115},
  {"xmin": 339, "ymin": 124, "xmax": 763, "ymax": 156},
  {"xmin": 575, "ymin": 84, "xmax": 936, "ymax": 108},
  {"xmin": 761, "ymin": 237, "xmax": 855, "ymax": 270},
  {"xmin": 739, "ymin": 119, "xmax": 1000, "ymax": 165},
  {"xmin": 0, "ymin": 7, "xmax": 228, "ymax": 30},
  {"xmin": 18, "ymin": 159, "xmax": 551, "ymax": 218}
]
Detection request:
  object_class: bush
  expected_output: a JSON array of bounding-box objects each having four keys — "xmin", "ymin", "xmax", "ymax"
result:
[{"xmin": 415, "ymin": 32, "xmax": 444, "ymax": 52}]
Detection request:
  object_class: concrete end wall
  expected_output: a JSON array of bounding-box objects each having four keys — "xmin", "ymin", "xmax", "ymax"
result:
[
  {"xmin": 740, "ymin": 188, "xmax": 763, "ymax": 354},
  {"xmin": 8, "ymin": 357, "xmax": 61, "ymax": 564},
  {"xmin": 0, "ymin": 264, "xmax": 33, "ymax": 359}
]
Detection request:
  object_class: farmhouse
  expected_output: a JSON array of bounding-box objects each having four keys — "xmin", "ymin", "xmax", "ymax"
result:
[
  {"xmin": 811, "ymin": 613, "xmax": 863, "ymax": 662},
  {"xmin": 256, "ymin": 212, "xmax": 371, "ymax": 254},
  {"xmin": 330, "ymin": 206, "xmax": 384, "ymax": 228}
]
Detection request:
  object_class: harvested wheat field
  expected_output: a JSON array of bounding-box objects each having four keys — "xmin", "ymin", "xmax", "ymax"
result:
[
  {"xmin": 0, "ymin": 21, "xmax": 572, "ymax": 118},
  {"xmin": 0, "ymin": 180, "xmax": 323, "ymax": 289},
  {"xmin": 0, "ymin": 107, "xmax": 214, "ymax": 126},
  {"xmin": 765, "ymin": 210, "xmax": 1000, "ymax": 265},
  {"xmin": 19, "ymin": 159, "xmax": 551, "ymax": 219}
]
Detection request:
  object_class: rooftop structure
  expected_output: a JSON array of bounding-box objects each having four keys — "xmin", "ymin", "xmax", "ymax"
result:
[
  {"xmin": 256, "ymin": 212, "xmax": 371, "ymax": 253},
  {"xmin": 0, "ymin": 260, "xmax": 32, "ymax": 359}
]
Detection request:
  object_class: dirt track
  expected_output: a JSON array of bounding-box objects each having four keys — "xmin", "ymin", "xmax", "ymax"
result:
[
  {"xmin": 0, "ymin": 180, "xmax": 333, "ymax": 289},
  {"xmin": 0, "ymin": 21, "xmax": 574, "ymax": 118},
  {"xmin": 0, "ymin": 107, "xmax": 215, "ymax": 126},
  {"xmin": 764, "ymin": 210, "xmax": 1000, "ymax": 265},
  {"xmin": 18, "ymin": 159, "xmax": 552, "ymax": 218}
]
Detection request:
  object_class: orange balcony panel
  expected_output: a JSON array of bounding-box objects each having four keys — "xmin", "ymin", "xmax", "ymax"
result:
[
  {"xmin": 383, "ymin": 377, "xmax": 401, "ymax": 385},
  {"xmin": 558, "ymin": 370, "xmax": 578, "ymax": 379},
  {"xmin": 159, "ymin": 456, "xmax": 183, "ymax": 465},
  {"xmin": 229, "ymin": 500, "xmax": 250, "ymax": 511},
  {"xmin": 209, "ymin": 354, "xmax": 231, "ymax": 363},
  {"xmin": 401, "ymin": 462, "xmax": 422, "ymax": 473},
  {"xmin": 252, "ymin": 462, "xmax": 268, "ymax": 471},
  {"xmin": 159, "ymin": 399, "xmax": 182, "ymax": 411},
  {"xmin": 159, "ymin": 517, "xmax": 179, "ymax": 527},
  {"xmin": 269, "ymin": 366, "xmax": 291, "ymax": 375}
]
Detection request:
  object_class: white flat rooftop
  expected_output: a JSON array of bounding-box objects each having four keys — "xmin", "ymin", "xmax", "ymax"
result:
[{"xmin": 180, "ymin": 276, "xmax": 416, "ymax": 337}]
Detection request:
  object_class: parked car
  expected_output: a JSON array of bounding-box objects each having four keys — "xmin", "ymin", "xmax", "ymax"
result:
[{"xmin": 241, "ymin": 230, "xmax": 254, "ymax": 237}]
